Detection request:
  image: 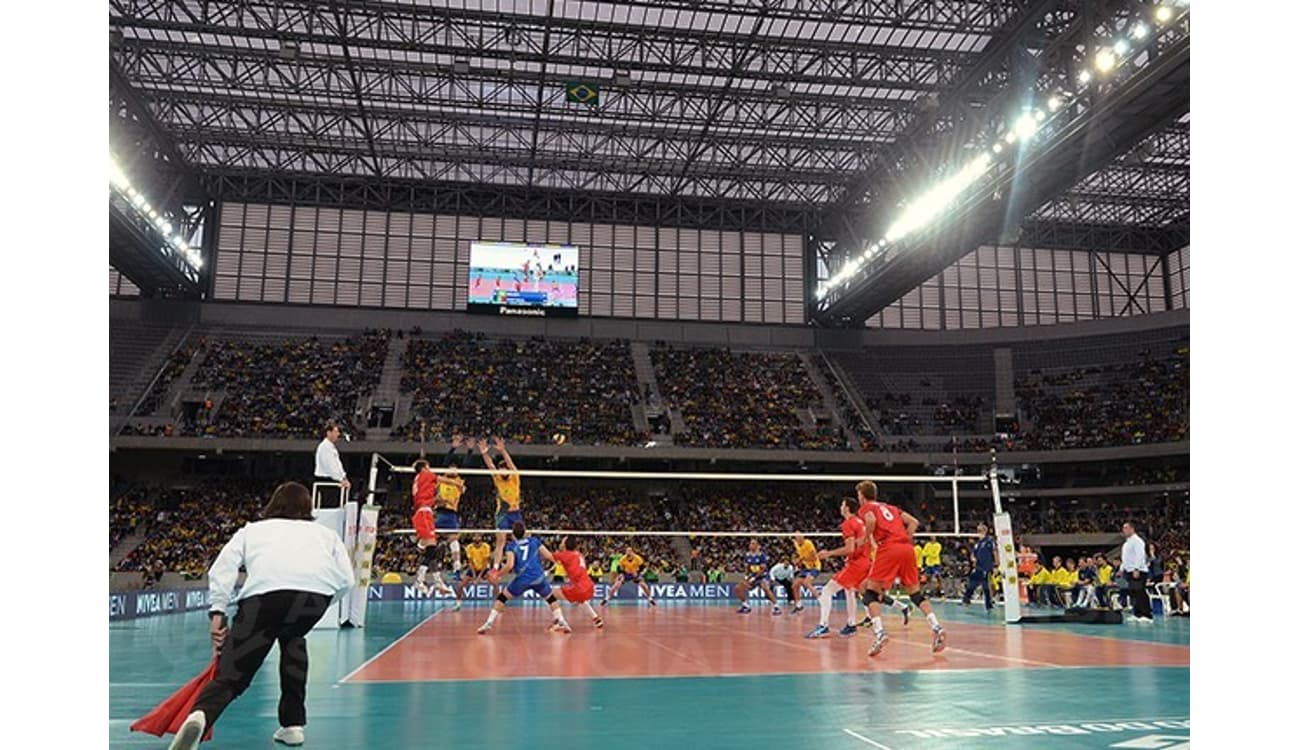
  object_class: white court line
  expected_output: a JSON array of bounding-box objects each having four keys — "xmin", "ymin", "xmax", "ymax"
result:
[
  {"xmin": 335, "ymin": 606, "xmax": 447, "ymax": 685},
  {"xmin": 886, "ymin": 715, "xmax": 1190, "ymax": 731},
  {"xmin": 843, "ymin": 728, "xmax": 894, "ymax": 749}
]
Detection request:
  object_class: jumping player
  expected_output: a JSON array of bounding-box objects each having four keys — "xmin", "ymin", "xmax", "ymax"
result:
[
  {"xmin": 600, "ymin": 545, "xmax": 658, "ymax": 607},
  {"xmin": 477, "ymin": 522, "xmax": 572, "ymax": 635},
  {"xmin": 792, "ymin": 533, "xmax": 822, "ymax": 613},
  {"xmin": 434, "ymin": 436, "xmax": 472, "ymax": 577},
  {"xmin": 805, "ymin": 498, "xmax": 870, "ymax": 638},
  {"xmin": 552, "ymin": 536, "xmax": 604, "ymax": 629},
  {"xmin": 479, "ymin": 436, "xmax": 522, "ymax": 572},
  {"xmin": 736, "ymin": 539, "xmax": 781, "ymax": 615},
  {"xmin": 855, "ymin": 480, "xmax": 945, "ymax": 655},
  {"xmin": 411, "ymin": 459, "xmax": 455, "ymax": 601}
]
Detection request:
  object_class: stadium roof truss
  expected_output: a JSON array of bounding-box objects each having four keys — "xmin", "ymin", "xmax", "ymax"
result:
[{"xmin": 109, "ymin": 0, "xmax": 1189, "ymax": 307}]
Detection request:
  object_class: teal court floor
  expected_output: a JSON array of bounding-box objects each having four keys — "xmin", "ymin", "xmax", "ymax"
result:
[{"xmin": 109, "ymin": 600, "xmax": 1190, "ymax": 749}]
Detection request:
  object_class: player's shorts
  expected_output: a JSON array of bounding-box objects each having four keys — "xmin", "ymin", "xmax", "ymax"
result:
[
  {"xmin": 872, "ymin": 544, "xmax": 921, "ymax": 588},
  {"xmin": 559, "ymin": 580, "xmax": 595, "ymax": 604},
  {"xmin": 834, "ymin": 556, "xmax": 873, "ymax": 589},
  {"xmin": 506, "ymin": 574, "xmax": 553, "ymax": 599},
  {"xmin": 434, "ymin": 509, "xmax": 460, "ymax": 531},
  {"xmin": 924, "ymin": 565, "xmax": 943, "ymax": 578},
  {"xmin": 796, "ymin": 568, "xmax": 821, "ymax": 580},
  {"xmin": 618, "ymin": 571, "xmax": 642, "ymax": 583},
  {"xmin": 413, "ymin": 508, "xmax": 437, "ymax": 543},
  {"xmin": 495, "ymin": 510, "xmax": 523, "ymax": 530},
  {"xmin": 744, "ymin": 573, "xmax": 769, "ymax": 588},
  {"xmin": 463, "ymin": 567, "xmax": 488, "ymax": 582}
]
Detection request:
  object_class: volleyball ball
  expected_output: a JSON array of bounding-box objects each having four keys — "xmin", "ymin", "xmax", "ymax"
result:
[{"xmin": 553, "ymin": 433, "xmax": 567, "ymax": 445}]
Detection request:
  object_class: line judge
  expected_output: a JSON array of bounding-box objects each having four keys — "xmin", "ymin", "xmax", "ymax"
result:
[{"xmin": 314, "ymin": 422, "xmax": 351, "ymax": 508}]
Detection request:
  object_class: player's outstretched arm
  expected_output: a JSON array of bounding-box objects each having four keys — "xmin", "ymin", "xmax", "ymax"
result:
[
  {"xmin": 539, "ymin": 545, "xmax": 555, "ymax": 563},
  {"xmin": 478, "ymin": 438, "xmax": 501, "ymax": 475},
  {"xmin": 495, "ymin": 438, "xmax": 518, "ymax": 474}
]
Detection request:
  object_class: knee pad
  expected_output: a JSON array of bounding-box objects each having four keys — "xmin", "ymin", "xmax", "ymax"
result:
[
  {"xmin": 495, "ymin": 593, "xmax": 509, "ymax": 604},
  {"xmin": 420, "ymin": 546, "xmax": 438, "ymax": 565},
  {"xmin": 909, "ymin": 591, "xmax": 927, "ymax": 606},
  {"xmin": 546, "ymin": 594, "xmax": 558, "ymax": 605},
  {"xmin": 862, "ymin": 590, "xmax": 881, "ymax": 606}
]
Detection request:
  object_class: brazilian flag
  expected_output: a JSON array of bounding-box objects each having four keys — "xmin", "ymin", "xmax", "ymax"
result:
[{"xmin": 565, "ymin": 81, "xmax": 600, "ymax": 106}]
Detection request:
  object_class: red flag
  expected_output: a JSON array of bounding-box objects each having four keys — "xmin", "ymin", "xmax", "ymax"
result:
[{"xmin": 129, "ymin": 656, "xmax": 219, "ymax": 742}]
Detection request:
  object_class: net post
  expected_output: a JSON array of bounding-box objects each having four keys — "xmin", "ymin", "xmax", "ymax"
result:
[
  {"xmin": 366, "ymin": 452, "xmax": 380, "ymax": 507},
  {"xmin": 988, "ymin": 450, "xmax": 1021, "ymax": 623},
  {"xmin": 951, "ymin": 476, "xmax": 960, "ymax": 534}
]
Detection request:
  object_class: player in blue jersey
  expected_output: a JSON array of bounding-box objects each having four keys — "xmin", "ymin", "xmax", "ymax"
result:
[
  {"xmin": 735, "ymin": 538, "xmax": 782, "ymax": 615},
  {"xmin": 477, "ymin": 522, "xmax": 572, "ymax": 634}
]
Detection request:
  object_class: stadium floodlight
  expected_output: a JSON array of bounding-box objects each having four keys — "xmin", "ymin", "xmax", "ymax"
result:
[
  {"xmin": 1033, "ymin": 109, "xmax": 1046, "ymax": 123},
  {"xmin": 1078, "ymin": 69, "xmax": 1092, "ymax": 85},
  {"xmin": 109, "ymin": 158, "xmax": 130, "ymax": 191},
  {"xmin": 992, "ymin": 142, "xmax": 1003, "ymax": 154},
  {"xmin": 1155, "ymin": 5, "xmax": 1173, "ymax": 23},
  {"xmin": 1048, "ymin": 95, "xmax": 1063, "ymax": 111},
  {"xmin": 1095, "ymin": 48, "xmax": 1117, "ymax": 73},
  {"xmin": 131, "ymin": 193, "xmax": 146, "ymax": 208},
  {"xmin": 1114, "ymin": 39, "xmax": 1130, "ymax": 56},
  {"xmin": 883, "ymin": 153, "xmax": 991, "ymax": 243},
  {"xmin": 1131, "ymin": 23, "xmax": 1149, "ymax": 39},
  {"xmin": 1014, "ymin": 113, "xmax": 1038, "ymax": 141},
  {"xmin": 1004, "ymin": 131, "xmax": 1018, "ymax": 144}
]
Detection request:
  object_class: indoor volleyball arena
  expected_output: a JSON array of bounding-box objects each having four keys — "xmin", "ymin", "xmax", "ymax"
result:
[{"xmin": 108, "ymin": 1, "xmax": 1191, "ymax": 748}]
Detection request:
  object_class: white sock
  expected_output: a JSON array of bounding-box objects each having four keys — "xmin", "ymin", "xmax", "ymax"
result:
[
  {"xmin": 894, "ymin": 597, "xmax": 910, "ymax": 611},
  {"xmin": 927, "ymin": 612, "xmax": 941, "ymax": 630},
  {"xmin": 552, "ymin": 605, "xmax": 569, "ymax": 626},
  {"xmin": 485, "ymin": 609, "xmax": 500, "ymax": 626},
  {"xmin": 871, "ymin": 616, "xmax": 884, "ymax": 636},
  {"xmin": 818, "ymin": 581, "xmax": 841, "ymax": 627},
  {"xmin": 845, "ymin": 591, "xmax": 859, "ymax": 626},
  {"xmin": 450, "ymin": 540, "xmax": 462, "ymax": 571},
  {"xmin": 582, "ymin": 601, "xmax": 599, "ymax": 619},
  {"xmin": 416, "ymin": 565, "xmax": 428, "ymax": 584}
]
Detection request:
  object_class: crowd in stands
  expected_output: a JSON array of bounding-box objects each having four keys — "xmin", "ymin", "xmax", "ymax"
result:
[
  {"xmin": 653, "ymin": 346, "xmax": 847, "ymax": 450},
  {"xmin": 1015, "ymin": 345, "xmax": 1189, "ymax": 450},
  {"xmin": 181, "ymin": 330, "xmax": 390, "ymax": 438},
  {"xmin": 134, "ymin": 342, "xmax": 200, "ymax": 415},
  {"xmin": 398, "ymin": 331, "xmax": 647, "ymax": 446},
  {"xmin": 109, "ymin": 485, "xmax": 155, "ymax": 550}
]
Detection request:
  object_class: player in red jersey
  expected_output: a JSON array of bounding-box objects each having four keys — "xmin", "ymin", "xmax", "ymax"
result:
[
  {"xmin": 551, "ymin": 536, "xmax": 604, "ymax": 629},
  {"xmin": 805, "ymin": 497, "xmax": 872, "ymax": 638},
  {"xmin": 411, "ymin": 460, "xmax": 455, "ymax": 601},
  {"xmin": 855, "ymin": 480, "xmax": 946, "ymax": 655}
]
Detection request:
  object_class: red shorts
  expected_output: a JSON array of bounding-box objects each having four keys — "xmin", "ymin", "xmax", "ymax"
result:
[
  {"xmin": 869, "ymin": 544, "xmax": 919, "ymax": 588},
  {"xmin": 413, "ymin": 508, "xmax": 437, "ymax": 543},
  {"xmin": 560, "ymin": 581, "xmax": 595, "ymax": 604},
  {"xmin": 833, "ymin": 556, "xmax": 873, "ymax": 589}
]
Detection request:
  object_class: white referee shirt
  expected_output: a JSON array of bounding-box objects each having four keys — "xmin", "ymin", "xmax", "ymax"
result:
[
  {"xmin": 208, "ymin": 518, "xmax": 356, "ymax": 615},
  {"xmin": 1120, "ymin": 533, "xmax": 1148, "ymax": 575},
  {"xmin": 770, "ymin": 562, "xmax": 795, "ymax": 582},
  {"xmin": 314, "ymin": 438, "xmax": 346, "ymax": 482}
]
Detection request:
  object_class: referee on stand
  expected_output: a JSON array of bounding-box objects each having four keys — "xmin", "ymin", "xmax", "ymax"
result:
[{"xmin": 313, "ymin": 422, "xmax": 350, "ymax": 508}]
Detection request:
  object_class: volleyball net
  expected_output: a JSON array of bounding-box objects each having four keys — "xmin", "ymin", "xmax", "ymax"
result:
[{"xmin": 358, "ymin": 452, "xmax": 1024, "ymax": 623}]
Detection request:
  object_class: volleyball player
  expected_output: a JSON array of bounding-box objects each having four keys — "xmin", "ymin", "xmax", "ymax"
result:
[
  {"xmin": 553, "ymin": 536, "xmax": 604, "ymax": 629},
  {"xmin": 410, "ymin": 460, "xmax": 454, "ymax": 600},
  {"xmin": 855, "ymin": 480, "xmax": 945, "ymax": 656},
  {"xmin": 600, "ymin": 545, "xmax": 658, "ymax": 607},
  {"xmin": 479, "ymin": 436, "xmax": 522, "ymax": 572},
  {"xmin": 792, "ymin": 532, "xmax": 822, "ymax": 614},
  {"xmin": 477, "ymin": 522, "xmax": 572, "ymax": 635},
  {"xmin": 456, "ymin": 536, "xmax": 495, "ymax": 599},
  {"xmin": 434, "ymin": 435, "xmax": 471, "ymax": 578},
  {"xmin": 922, "ymin": 536, "xmax": 944, "ymax": 598},
  {"xmin": 736, "ymin": 539, "xmax": 781, "ymax": 615},
  {"xmin": 805, "ymin": 499, "xmax": 870, "ymax": 638}
]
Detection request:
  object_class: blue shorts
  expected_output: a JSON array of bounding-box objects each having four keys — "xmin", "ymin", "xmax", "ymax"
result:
[
  {"xmin": 617, "ymin": 571, "xmax": 642, "ymax": 583},
  {"xmin": 506, "ymin": 575, "xmax": 552, "ymax": 599},
  {"xmin": 496, "ymin": 510, "xmax": 523, "ymax": 530},
  {"xmin": 745, "ymin": 573, "xmax": 769, "ymax": 588},
  {"xmin": 797, "ymin": 569, "xmax": 821, "ymax": 580},
  {"xmin": 924, "ymin": 566, "xmax": 943, "ymax": 578},
  {"xmin": 435, "ymin": 509, "xmax": 460, "ymax": 531}
]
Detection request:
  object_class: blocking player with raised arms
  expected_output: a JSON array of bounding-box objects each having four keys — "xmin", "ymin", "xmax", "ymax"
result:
[
  {"xmin": 434, "ymin": 435, "xmax": 473, "ymax": 579},
  {"xmin": 477, "ymin": 522, "xmax": 572, "ymax": 635},
  {"xmin": 855, "ymin": 480, "xmax": 946, "ymax": 655},
  {"xmin": 805, "ymin": 498, "xmax": 871, "ymax": 638},
  {"xmin": 735, "ymin": 539, "xmax": 782, "ymax": 615},
  {"xmin": 478, "ymin": 436, "xmax": 522, "ymax": 572},
  {"xmin": 552, "ymin": 536, "xmax": 604, "ymax": 629}
]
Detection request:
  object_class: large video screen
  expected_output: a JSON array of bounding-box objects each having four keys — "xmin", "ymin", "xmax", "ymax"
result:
[{"xmin": 467, "ymin": 242, "xmax": 579, "ymax": 317}]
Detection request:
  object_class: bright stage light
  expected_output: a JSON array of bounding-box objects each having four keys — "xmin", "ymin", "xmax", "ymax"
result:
[
  {"xmin": 1155, "ymin": 6, "xmax": 1173, "ymax": 23},
  {"xmin": 1114, "ymin": 39, "xmax": 1130, "ymax": 56},
  {"xmin": 992, "ymin": 142, "xmax": 1003, "ymax": 154},
  {"xmin": 1033, "ymin": 109, "xmax": 1046, "ymax": 123},
  {"xmin": 1048, "ymin": 95, "xmax": 1062, "ymax": 111},
  {"xmin": 1078, "ymin": 70, "xmax": 1092, "ymax": 85},
  {"xmin": 1131, "ymin": 23, "xmax": 1149, "ymax": 39},
  {"xmin": 1095, "ymin": 48, "xmax": 1116, "ymax": 73},
  {"xmin": 1014, "ymin": 113, "xmax": 1038, "ymax": 140}
]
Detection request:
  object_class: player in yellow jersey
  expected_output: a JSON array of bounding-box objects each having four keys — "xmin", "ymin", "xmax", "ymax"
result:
[
  {"xmin": 478, "ymin": 436, "xmax": 522, "ymax": 571},
  {"xmin": 792, "ymin": 533, "xmax": 822, "ymax": 614},
  {"xmin": 435, "ymin": 435, "xmax": 472, "ymax": 579},
  {"xmin": 600, "ymin": 545, "xmax": 658, "ymax": 607},
  {"xmin": 922, "ymin": 538, "xmax": 943, "ymax": 597},
  {"xmin": 457, "ymin": 536, "xmax": 497, "ymax": 598}
]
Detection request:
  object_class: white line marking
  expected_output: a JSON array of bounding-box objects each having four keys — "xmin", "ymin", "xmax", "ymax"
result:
[
  {"xmin": 843, "ymin": 728, "xmax": 894, "ymax": 749},
  {"xmin": 335, "ymin": 606, "xmax": 447, "ymax": 685},
  {"xmin": 888, "ymin": 716, "xmax": 1190, "ymax": 732}
]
